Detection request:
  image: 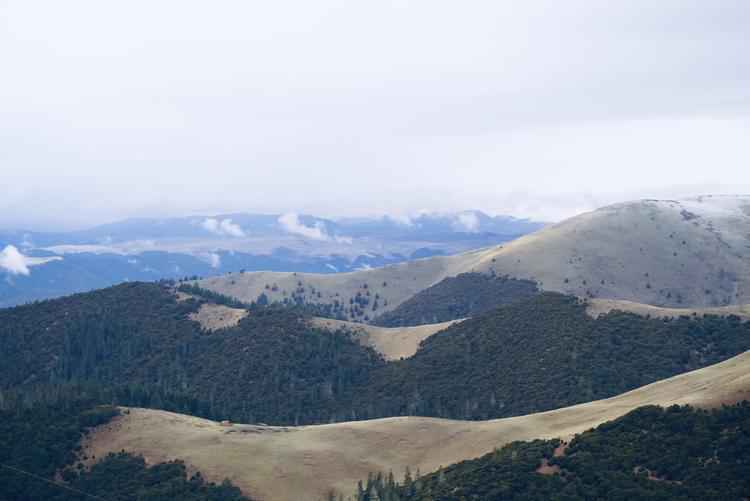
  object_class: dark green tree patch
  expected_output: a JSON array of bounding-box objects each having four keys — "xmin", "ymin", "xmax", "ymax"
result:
[{"xmin": 373, "ymin": 273, "xmax": 539, "ymax": 327}]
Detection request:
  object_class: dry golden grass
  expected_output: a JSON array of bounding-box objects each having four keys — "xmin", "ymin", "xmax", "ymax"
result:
[
  {"xmin": 310, "ymin": 317, "xmax": 461, "ymax": 360},
  {"xmin": 83, "ymin": 349, "xmax": 750, "ymax": 501},
  {"xmin": 188, "ymin": 303, "xmax": 248, "ymax": 331},
  {"xmin": 586, "ymin": 298, "xmax": 750, "ymax": 320},
  {"xmin": 195, "ymin": 252, "xmax": 482, "ymax": 322}
]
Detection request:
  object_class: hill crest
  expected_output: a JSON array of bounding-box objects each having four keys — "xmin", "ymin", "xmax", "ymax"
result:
[{"xmin": 198, "ymin": 195, "xmax": 750, "ymax": 318}]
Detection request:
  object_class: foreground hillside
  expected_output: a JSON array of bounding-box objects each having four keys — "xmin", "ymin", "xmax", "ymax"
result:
[
  {"xmin": 82, "ymin": 349, "xmax": 750, "ymax": 500},
  {"xmin": 198, "ymin": 196, "xmax": 750, "ymax": 317},
  {"xmin": 4, "ymin": 282, "xmax": 750, "ymax": 425},
  {"xmin": 0, "ymin": 390, "xmax": 249, "ymax": 501},
  {"xmin": 386, "ymin": 403, "xmax": 750, "ymax": 500}
]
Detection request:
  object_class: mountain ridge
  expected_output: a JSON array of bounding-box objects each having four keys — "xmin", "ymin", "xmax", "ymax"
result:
[
  {"xmin": 198, "ymin": 195, "xmax": 750, "ymax": 320},
  {"xmin": 1, "ymin": 210, "xmax": 542, "ymax": 308}
]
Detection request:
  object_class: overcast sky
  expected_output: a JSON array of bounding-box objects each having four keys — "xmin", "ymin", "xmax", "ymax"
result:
[{"xmin": 2, "ymin": 1, "xmax": 749, "ymax": 230}]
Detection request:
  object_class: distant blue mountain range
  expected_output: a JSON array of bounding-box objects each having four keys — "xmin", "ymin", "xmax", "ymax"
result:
[{"xmin": 0, "ymin": 211, "xmax": 544, "ymax": 307}]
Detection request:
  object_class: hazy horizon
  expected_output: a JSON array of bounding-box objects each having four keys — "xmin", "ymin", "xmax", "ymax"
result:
[{"xmin": 4, "ymin": 193, "xmax": 750, "ymax": 233}]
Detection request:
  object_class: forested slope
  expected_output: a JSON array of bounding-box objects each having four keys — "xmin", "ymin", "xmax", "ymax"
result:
[
  {"xmin": 0, "ymin": 282, "xmax": 384, "ymax": 424},
  {"xmin": 360, "ymin": 403, "xmax": 750, "ymax": 501},
  {"xmin": 2, "ymin": 284, "xmax": 750, "ymax": 425},
  {"xmin": 353, "ymin": 293, "xmax": 750, "ymax": 420}
]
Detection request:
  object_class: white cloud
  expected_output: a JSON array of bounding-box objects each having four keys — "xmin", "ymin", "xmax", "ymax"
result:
[
  {"xmin": 201, "ymin": 218, "xmax": 246, "ymax": 237},
  {"xmin": 207, "ymin": 252, "xmax": 221, "ymax": 268},
  {"xmin": 453, "ymin": 212, "xmax": 480, "ymax": 232},
  {"xmin": 201, "ymin": 218, "xmax": 222, "ymax": 234},
  {"xmin": 0, "ymin": 246, "xmax": 64, "ymax": 275},
  {"xmin": 277, "ymin": 214, "xmax": 353, "ymax": 243},
  {"xmin": 278, "ymin": 213, "xmax": 329, "ymax": 241},
  {"xmin": 0, "ymin": 245, "xmax": 30, "ymax": 275}
]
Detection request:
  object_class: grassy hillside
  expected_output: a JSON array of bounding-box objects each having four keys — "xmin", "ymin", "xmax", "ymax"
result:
[
  {"xmin": 368, "ymin": 403, "xmax": 750, "ymax": 501},
  {"xmin": 372, "ymin": 273, "xmax": 538, "ymax": 327},
  {"xmin": 200, "ymin": 196, "xmax": 750, "ymax": 314},
  {"xmin": 462, "ymin": 196, "xmax": 750, "ymax": 308},
  {"xmin": 2, "ymin": 283, "xmax": 750, "ymax": 426},
  {"xmin": 194, "ymin": 251, "xmax": 482, "ymax": 322},
  {"xmin": 82, "ymin": 350, "xmax": 750, "ymax": 501},
  {"xmin": 587, "ymin": 297, "xmax": 750, "ymax": 320},
  {"xmin": 311, "ymin": 317, "xmax": 462, "ymax": 360}
]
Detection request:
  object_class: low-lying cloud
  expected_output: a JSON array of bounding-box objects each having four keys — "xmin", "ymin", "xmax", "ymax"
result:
[
  {"xmin": 207, "ymin": 252, "xmax": 221, "ymax": 269},
  {"xmin": 277, "ymin": 213, "xmax": 354, "ymax": 243},
  {"xmin": 453, "ymin": 212, "xmax": 480, "ymax": 232},
  {"xmin": 278, "ymin": 213, "xmax": 329, "ymax": 241},
  {"xmin": 0, "ymin": 245, "xmax": 31, "ymax": 275},
  {"xmin": 201, "ymin": 218, "xmax": 246, "ymax": 237},
  {"xmin": 0, "ymin": 245, "xmax": 64, "ymax": 275}
]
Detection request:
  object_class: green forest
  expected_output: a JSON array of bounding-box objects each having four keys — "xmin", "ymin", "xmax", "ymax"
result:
[
  {"xmin": 0, "ymin": 282, "xmax": 382, "ymax": 424},
  {"xmin": 0, "ymin": 386, "xmax": 249, "ymax": 501},
  {"xmin": 354, "ymin": 403, "xmax": 750, "ymax": 500},
  {"xmin": 2, "ymin": 283, "xmax": 750, "ymax": 425},
  {"xmin": 351, "ymin": 292, "xmax": 750, "ymax": 419}
]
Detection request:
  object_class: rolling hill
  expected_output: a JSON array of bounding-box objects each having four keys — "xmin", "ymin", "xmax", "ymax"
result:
[
  {"xmin": 465, "ymin": 195, "xmax": 750, "ymax": 308},
  {"xmin": 197, "ymin": 196, "xmax": 750, "ymax": 320},
  {"xmin": 3, "ymin": 196, "xmax": 750, "ymax": 500},
  {"xmin": 5, "ymin": 282, "xmax": 750, "ymax": 426},
  {"xmin": 80, "ymin": 348, "xmax": 750, "ymax": 500},
  {"xmin": 586, "ymin": 298, "xmax": 750, "ymax": 320}
]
